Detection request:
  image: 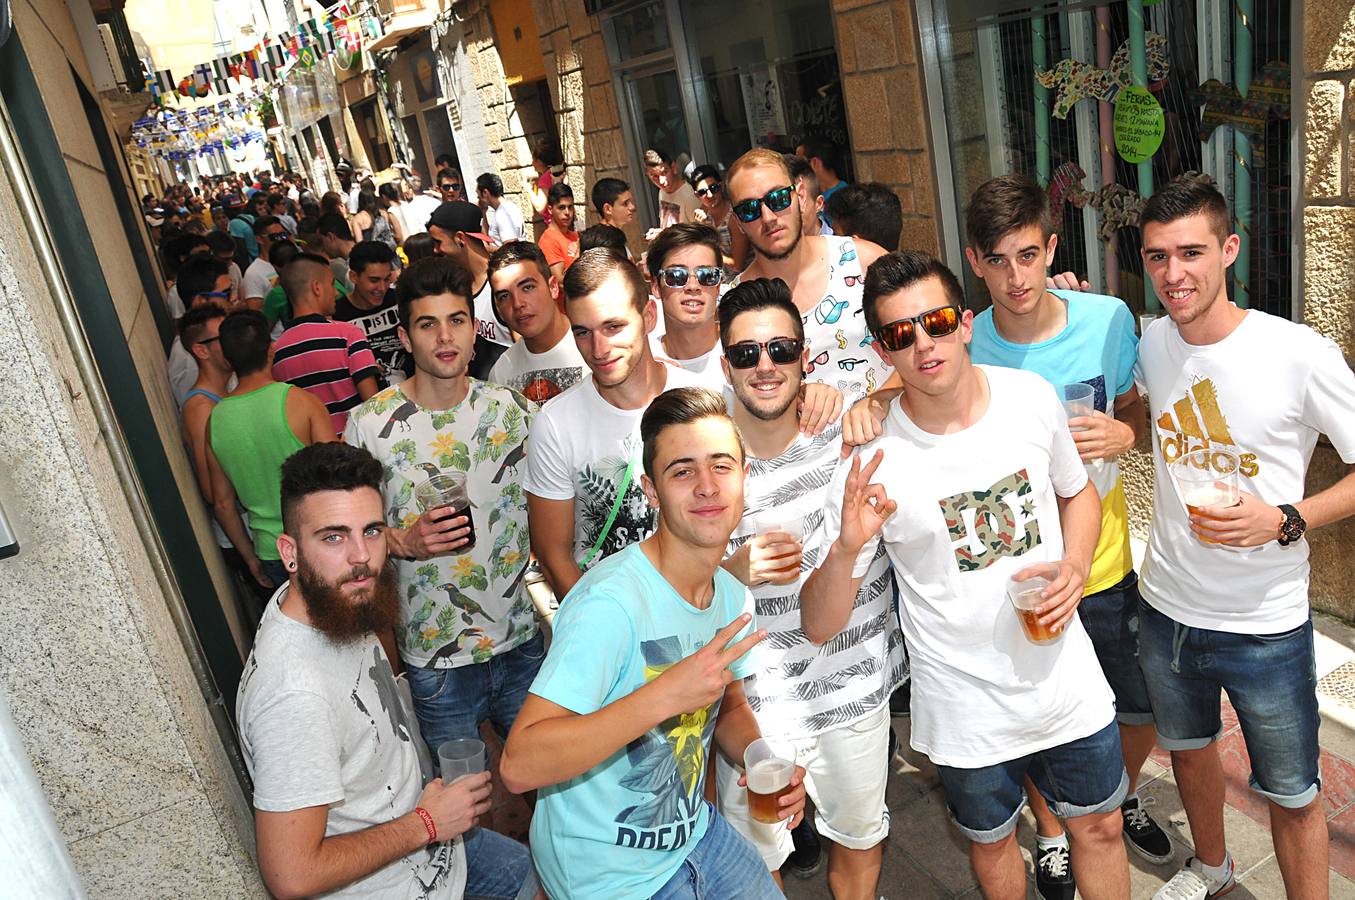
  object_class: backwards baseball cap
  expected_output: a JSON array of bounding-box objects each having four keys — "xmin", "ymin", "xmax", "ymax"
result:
[{"xmin": 427, "ymin": 201, "xmax": 494, "ymax": 245}]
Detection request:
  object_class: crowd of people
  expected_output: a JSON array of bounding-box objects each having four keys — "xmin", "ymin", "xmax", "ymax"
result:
[{"xmin": 142, "ymin": 138, "xmax": 1355, "ymax": 900}]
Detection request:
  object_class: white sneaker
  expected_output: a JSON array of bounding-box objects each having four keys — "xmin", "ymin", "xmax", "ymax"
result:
[{"xmin": 1154, "ymin": 855, "xmax": 1236, "ymax": 900}]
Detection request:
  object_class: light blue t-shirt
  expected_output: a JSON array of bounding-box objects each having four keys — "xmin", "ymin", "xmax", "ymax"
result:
[
  {"xmin": 228, "ymin": 215, "xmax": 259, "ymax": 260},
  {"xmin": 527, "ymin": 543, "xmax": 757, "ymax": 900}
]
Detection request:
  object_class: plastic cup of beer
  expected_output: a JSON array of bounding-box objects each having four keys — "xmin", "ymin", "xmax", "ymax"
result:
[
  {"xmin": 1007, "ymin": 563, "xmax": 1063, "ymax": 645},
  {"xmin": 1062, "ymin": 383, "xmax": 1095, "ymax": 431},
  {"xmin": 437, "ymin": 738, "xmax": 486, "ymax": 784},
  {"xmin": 744, "ymin": 738, "xmax": 796, "ymax": 825},
  {"xmin": 1170, "ymin": 448, "xmax": 1240, "ymax": 544},
  {"xmin": 415, "ymin": 472, "xmax": 476, "ymax": 551},
  {"xmin": 753, "ymin": 512, "xmax": 804, "ymax": 543}
]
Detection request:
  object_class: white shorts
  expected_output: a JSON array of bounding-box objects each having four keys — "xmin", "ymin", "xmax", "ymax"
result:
[{"xmin": 716, "ymin": 704, "xmax": 892, "ymax": 869}]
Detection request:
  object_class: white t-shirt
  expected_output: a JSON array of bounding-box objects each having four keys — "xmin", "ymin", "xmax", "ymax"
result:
[
  {"xmin": 237, "ymin": 588, "xmax": 466, "ymax": 899},
  {"xmin": 487, "ymin": 200, "xmax": 526, "ymax": 245},
  {"xmin": 649, "ymin": 334, "xmax": 726, "ymax": 391},
  {"xmin": 523, "ymin": 363, "xmax": 706, "ymax": 568},
  {"xmin": 825, "ymin": 366, "xmax": 1113, "ymax": 767},
  {"xmin": 242, "ymin": 256, "xmax": 278, "ymax": 302},
  {"xmin": 488, "ymin": 327, "xmax": 586, "ymax": 404},
  {"xmin": 657, "ymin": 182, "xmax": 701, "ymax": 229},
  {"xmin": 1134, "ymin": 311, "xmax": 1355, "ymax": 633},
  {"xmin": 169, "ymin": 337, "xmax": 199, "ymax": 407},
  {"xmin": 731, "ymin": 428, "xmax": 904, "ymax": 739},
  {"xmin": 472, "ymin": 278, "xmax": 514, "ymax": 348},
  {"xmin": 405, "ymin": 194, "xmax": 442, "ymax": 234}
]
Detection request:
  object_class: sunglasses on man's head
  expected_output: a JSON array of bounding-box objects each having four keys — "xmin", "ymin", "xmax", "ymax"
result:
[
  {"xmin": 873, "ymin": 304, "xmax": 962, "ymax": 352},
  {"xmin": 733, "ymin": 186, "xmax": 794, "ymax": 223},
  {"xmin": 658, "ymin": 265, "xmax": 722, "ymax": 288},
  {"xmin": 725, "ymin": 337, "xmax": 804, "ymax": 369},
  {"xmin": 694, "ymin": 182, "xmax": 723, "ymax": 199}
]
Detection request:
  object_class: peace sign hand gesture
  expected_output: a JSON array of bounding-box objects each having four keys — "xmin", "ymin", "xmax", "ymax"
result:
[
  {"xmin": 836, "ymin": 450, "xmax": 896, "ymax": 555},
  {"xmin": 655, "ymin": 614, "xmax": 766, "ymax": 718}
]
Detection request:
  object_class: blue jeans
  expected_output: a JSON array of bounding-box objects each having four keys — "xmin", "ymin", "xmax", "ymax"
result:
[
  {"xmin": 650, "ymin": 805, "xmax": 782, "ymax": 900},
  {"xmin": 463, "ymin": 826, "xmax": 538, "ymax": 900},
  {"xmin": 936, "ymin": 719, "xmax": 1129, "ymax": 844},
  {"xmin": 1079, "ymin": 572, "xmax": 1154, "ymax": 725},
  {"xmin": 408, "ymin": 631, "xmax": 546, "ymax": 762},
  {"xmin": 1136, "ymin": 601, "xmax": 1321, "ymax": 808}
]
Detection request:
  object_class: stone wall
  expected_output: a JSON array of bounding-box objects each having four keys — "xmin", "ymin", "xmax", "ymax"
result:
[
  {"xmin": 1300, "ymin": 0, "xmax": 1355, "ymax": 622},
  {"xmin": 830, "ymin": 0, "xmax": 941, "ymax": 254}
]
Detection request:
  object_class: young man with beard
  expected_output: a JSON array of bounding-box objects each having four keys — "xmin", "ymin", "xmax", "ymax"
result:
[
  {"xmin": 338, "ymin": 241, "xmax": 411, "ymax": 386},
  {"xmin": 237, "ymin": 442, "xmax": 537, "ymax": 900},
  {"xmin": 715, "ymin": 279, "xmax": 903, "ymax": 898},
  {"xmin": 727, "ymin": 149, "xmax": 895, "ymax": 409},
  {"xmin": 802, "ymin": 251, "xmax": 1131, "ymax": 900},
  {"xmin": 537, "ymin": 183, "xmax": 580, "ymax": 282},
  {"xmin": 522, "ymin": 247, "xmax": 707, "ymax": 598},
  {"xmin": 344, "ymin": 257, "xmax": 543, "ymax": 768},
  {"xmin": 502, "ymin": 387, "xmax": 803, "ymax": 899},
  {"xmin": 1134, "ymin": 178, "xmax": 1355, "ymax": 900},
  {"xmin": 487, "ymin": 241, "xmax": 586, "ymax": 403},
  {"xmin": 428, "ymin": 200, "xmax": 514, "ymax": 378}
]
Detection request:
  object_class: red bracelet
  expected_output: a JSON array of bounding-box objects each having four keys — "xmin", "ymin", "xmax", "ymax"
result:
[{"xmin": 414, "ymin": 806, "xmax": 437, "ymax": 843}]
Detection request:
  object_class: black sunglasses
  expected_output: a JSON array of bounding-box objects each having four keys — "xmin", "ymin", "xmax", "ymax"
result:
[
  {"xmin": 659, "ymin": 265, "xmax": 722, "ymax": 288},
  {"xmin": 873, "ymin": 305, "xmax": 962, "ymax": 352},
  {"xmin": 725, "ymin": 337, "xmax": 804, "ymax": 369},
  {"xmin": 694, "ymin": 182, "xmax": 723, "ymax": 198},
  {"xmin": 733, "ymin": 186, "xmax": 794, "ymax": 223},
  {"xmin": 442, "ymin": 183, "xmax": 461, "ymax": 192}
]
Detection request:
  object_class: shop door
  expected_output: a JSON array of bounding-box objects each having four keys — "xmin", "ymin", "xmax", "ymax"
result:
[{"xmin": 622, "ymin": 67, "xmax": 692, "ymax": 174}]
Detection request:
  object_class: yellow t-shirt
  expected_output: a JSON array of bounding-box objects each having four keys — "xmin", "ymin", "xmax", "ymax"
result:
[{"xmin": 1086, "ymin": 473, "xmax": 1133, "ymax": 595}]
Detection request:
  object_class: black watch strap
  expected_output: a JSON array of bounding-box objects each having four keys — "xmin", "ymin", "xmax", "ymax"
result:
[{"xmin": 1277, "ymin": 503, "xmax": 1306, "ymax": 546}]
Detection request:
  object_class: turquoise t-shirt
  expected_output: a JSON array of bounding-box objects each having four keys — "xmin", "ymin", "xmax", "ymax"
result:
[
  {"xmin": 970, "ymin": 288, "xmax": 1139, "ymax": 592},
  {"xmin": 527, "ymin": 543, "xmax": 757, "ymax": 900}
]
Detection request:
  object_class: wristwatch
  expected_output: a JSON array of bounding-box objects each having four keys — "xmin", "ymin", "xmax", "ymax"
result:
[{"xmin": 1277, "ymin": 504, "xmax": 1306, "ymax": 546}]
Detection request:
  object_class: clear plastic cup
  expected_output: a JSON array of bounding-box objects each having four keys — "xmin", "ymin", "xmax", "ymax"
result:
[
  {"xmin": 743, "ymin": 738, "xmax": 796, "ymax": 825},
  {"xmin": 1062, "ymin": 383, "xmax": 1095, "ymax": 431},
  {"xmin": 437, "ymin": 738, "xmax": 486, "ymax": 783},
  {"xmin": 415, "ymin": 473, "xmax": 475, "ymax": 551},
  {"xmin": 1007, "ymin": 563, "xmax": 1062, "ymax": 644},
  {"xmin": 1168, "ymin": 448, "xmax": 1240, "ymax": 544}
]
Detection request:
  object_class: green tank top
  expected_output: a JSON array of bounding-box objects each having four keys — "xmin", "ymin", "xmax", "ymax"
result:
[{"xmin": 208, "ymin": 382, "xmax": 305, "ymax": 560}]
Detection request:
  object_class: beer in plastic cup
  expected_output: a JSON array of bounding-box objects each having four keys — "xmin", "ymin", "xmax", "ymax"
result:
[
  {"xmin": 753, "ymin": 512, "xmax": 804, "ymax": 543},
  {"xmin": 1007, "ymin": 563, "xmax": 1062, "ymax": 645},
  {"xmin": 1169, "ymin": 448, "xmax": 1240, "ymax": 544},
  {"xmin": 1062, "ymin": 383, "xmax": 1095, "ymax": 431},
  {"xmin": 744, "ymin": 738, "xmax": 796, "ymax": 825},
  {"xmin": 437, "ymin": 738, "xmax": 486, "ymax": 784},
  {"xmin": 416, "ymin": 472, "xmax": 476, "ymax": 550}
]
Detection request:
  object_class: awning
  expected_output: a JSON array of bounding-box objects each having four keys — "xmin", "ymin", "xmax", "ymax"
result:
[{"xmin": 367, "ymin": 10, "xmax": 437, "ymax": 52}]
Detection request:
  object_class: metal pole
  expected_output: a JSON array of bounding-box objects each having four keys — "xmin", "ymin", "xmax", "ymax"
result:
[
  {"xmin": 1232, "ymin": 0, "xmax": 1253, "ymax": 308},
  {"xmin": 1096, "ymin": 4, "xmax": 1120, "ymax": 296},
  {"xmin": 1127, "ymin": 0, "xmax": 1158, "ymax": 311},
  {"xmin": 1033, "ymin": 14, "xmax": 1051, "ymax": 186}
]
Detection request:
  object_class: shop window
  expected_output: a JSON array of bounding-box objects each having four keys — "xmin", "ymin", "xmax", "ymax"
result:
[{"xmin": 921, "ymin": 0, "xmax": 1293, "ymax": 318}]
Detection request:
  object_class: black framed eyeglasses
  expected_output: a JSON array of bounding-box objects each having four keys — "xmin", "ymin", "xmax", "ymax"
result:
[
  {"xmin": 733, "ymin": 186, "xmax": 794, "ymax": 223},
  {"xmin": 658, "ymin": 265, "xmax": 722, "ymax": 288},
  {"xmin": 724, "ymin": 337, "xmax": 804, "ymax": 369},
  {"xmin": 694, "ymin": 182, "xmax": 723, "ymax": 199},
  {"xmin": 873, "ymin": 304, "xmax": 962, "ymax": 352}
]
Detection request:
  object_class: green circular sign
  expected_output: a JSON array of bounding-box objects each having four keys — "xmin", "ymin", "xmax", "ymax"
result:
[{"xmin": 1114, "ymin": 86, "xmax": 1165, "ymax": 164}]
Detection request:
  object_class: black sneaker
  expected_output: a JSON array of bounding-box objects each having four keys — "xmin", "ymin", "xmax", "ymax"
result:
[
  {"xmin": 1122, "ymin": 795, "xmax": 1174, "ymax": 863},
  {"xmin": 786, "ymin": 818, "xmax": 822, "ymax": 879},
  {"xmin": 1034, "ymin": 842, "xmax": 1075, "ymax": 900},
  {"xmin": 889, "ymin": 681, "xmax": 911, "ymax": 717}
]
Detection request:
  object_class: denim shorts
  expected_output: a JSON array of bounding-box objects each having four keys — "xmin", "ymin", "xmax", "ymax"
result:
[
  {"xmin": 1079, "ymin": 572, "xmax": 1154, "ymax": 726},
  {"xmin": 463, "ymin": 825, "xmax": 538, "ymax": 900},
  {"xmin": 935, "ymin": 718, "xmax": 1129, "ymax": 844},
  {"xmin": 650, "ymin": 804, "xmax": 782, "ymax": 900},
  {"xmin": 407, "ymin": 631, "xmax": 547, "ymax": 760},
  {"xmin": 1136, "ymin": 601, "xmax": 1321, "ymax": 809}
]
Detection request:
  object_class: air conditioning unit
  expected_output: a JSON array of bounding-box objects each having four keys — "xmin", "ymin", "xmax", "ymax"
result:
[{"xmin": 98, "ymin": 23, "xmax": 127, "ymax": 87}]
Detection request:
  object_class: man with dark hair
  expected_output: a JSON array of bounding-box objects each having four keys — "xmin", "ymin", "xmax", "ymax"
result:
[
  {"xmin": 162, "ymin": 233, "xmax": 211, "ymax": 318},
  {"xmin": 206, "ymin": 311, "xmax": 334, "ymax": 588},
  {"xmin": 644, "ymin": 147, "xmax": 700, "ymax": 233},
  {"xmin": 427, "ymin": 201, "xmax": 514, "ymax": 377},
  {"xmin": 804, "ymin": 251, "xmax": 1129, "ymax": 900},
  {"xmin": 537, "ymin": 183, "xmax": 580, "ymax": 281},
  {"xmin": 715, "ymin": 279, "xmax": 902, "ymax": 896},
  {"xmin": 728, "ymin": 148, "xmax": 895, "ymax": 409},
  {"xmin": 1134, "ymin": 177, "xmax": 1355, "ymax": 900},
  {"xmin": 523, "ymin": 247, "xmax": 706, "ymax": 598},
  {"xmin": 503, "ymin": 386, "xmax": 800, "ymax": 900},
  {"xmin": 260, "ymin": 240, "xmax": 308, "ymax": 336},
  {"xmin": 577, "ymin": 224, "xmax": 628, "ymax": 255},
  {"xmin": 487, "ymin": 241, "xmax": 585, "ymax": 402},
  {"xmin": 796, "ymin": 137, "xmax": 847, "ymax": 228},
  {"xmin": 168, "ymin": 256, "xmax": 239, "ymax": 406},
  {"xmin": 273, "ymin": 253, "xmax": 380, "ymax": 435},
  {"xmin": 827, "ymin": 183, "xmax": 902, "ymax": 252},
  {"xmin": 316, "ymin": 212, "xmax": 358, "ymax": 293},
  {"xmin": 205, "ymin": 229, "xmax": 245, "ymax": 295},
  {"xmin": 346, "ymin": 257, "xmax": 542, "ymax": 786},
  {"xmin": 269, "ymin": 192, "xmax": 298, "ymax": 234},
  {"xmin": 784, "ymin": 154, "xmax": 830, "ymax": 239},
  {"xmin": 338, "ymin": 240, "xmax": 409, "ymax": 386},
  {"xmin": 243, "ymin": 215, "xmax": 288, "ymax": 308},
  {"xmin": 645, "ymin": 223, "xmax": 726, "ymax": 387},
  {"xmin": 476, "ymin": 172, "xmax": 526, "ymax": 245},
  {"xmin": 238, "ymin": 440, "xmax": 536, "ymax": 900},
  {"xmin": 437, "ymin": 167, "xmax": 466, "ymax": 204},
  {"xmin": 590, "ymin": 177, "xmax": 636, "ymax": 229}
]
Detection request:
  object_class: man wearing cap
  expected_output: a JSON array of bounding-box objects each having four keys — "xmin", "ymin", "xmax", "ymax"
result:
[{"xmin": 427, "ymin": 201, "xmax": 514, "ymax": 379}]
